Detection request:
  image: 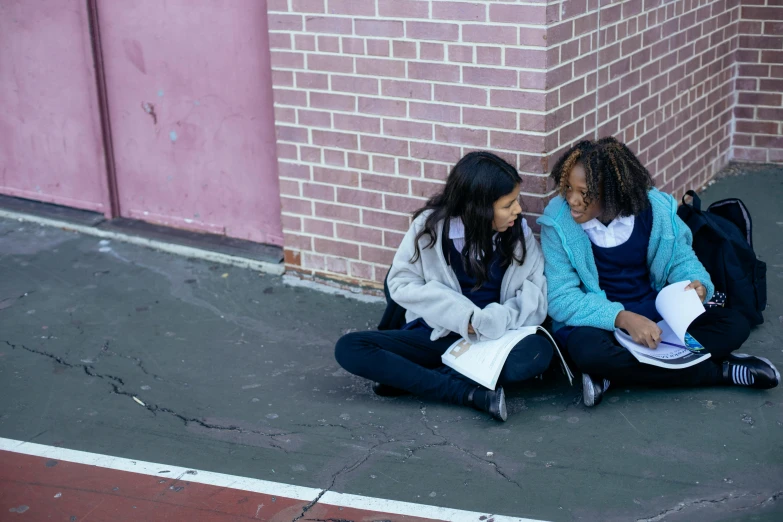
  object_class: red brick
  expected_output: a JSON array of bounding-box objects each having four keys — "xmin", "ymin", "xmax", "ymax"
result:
[
  {"xmin": 490, "ymin": 131, "xmax": 545, "ymax": 154},
  {"xmin": 328, "ymin": 0, "xmax": 376, "ymax": 16},
  {"xmin": 755, "ymin": 135, "xmax": 783, "ymax": 148},
  {"xmin": 393, "ymin": 41, "xmax": 417, "ymax": 59},
  {"xmin": 294, "ymin": 34, "xmax": 316, "ymax": 51},
  {"xmin": 363, "ymin": 209, "xmax": 410, "ymax": 229},
  {"xmin": 505, "ymin": 49, "xmax": 546, "ymax": 69},
  {"xmin": 306, "ymin": 16, "xmax": 352, "ymax": 34},
  {"xmin": 296, "ymin": 72, "xmax": 328, "ymax": 89},
  {"xmin": 324, "ymin": 149, "xmax": 345, "ymax": 167},
  {"xmin": 409, "ymin": 62, "xmax": 461, "ymax": 83},
  {"xmin": 742, "ymin": 7, "xmax": 782, "ymax": 21},
  {"xmin": 268, "ymin": 14, "xmax": 303, "ymax": 32},
  {"xmin": 382, "ymin": 80, "xmax": 431, "ymax": 100},
  {"xmin": 271, "ymin": 51, "xmax": 304, "ymax": 69},
  {"xmin": 301, "ymin": 253, "xmax": 325, "ymax": 271},
  {"xmin": 361, "ymin": 245, "xmax": 395, "ymax": 265},
  {"xmin": 347, "ymin": 152, "xmax": 370, "ymax": 170},
  {"xmin": 358, "ymin": 97, "xmax": 407, "ymax": 117},
  {"xmin": 489, "ymin": 4, "xmax": 546, "ymax": 24},
  {"xmin": 519, "ymin": 112, "xmax": 547, "ymax": 133},
  {"xmin": 278, "ymin": 162, "xmax": 311, "ymax": 180},
  {"xmin": 757, "ymin": 107, "xmax": 783, "ymax": 120},
  {"xmin": 732, "ymin": 147, "xmax": 768, "ymax": 162},
  {"xmin": 477, "ymin": 46, "xmax": 502, "ymax": 65},
  {"xmin": 378, "ymin": 0, "xmax": 430, "ymax": 18},
  {"xmin": 560, "ymin": 40, "xmax": 580, "ymax": 63},
  {"xmin": 736, "ymin": 121, "xmax": 778, "ymax": 134},
  {"xmin": 398, "ymin": 159, "xmax": 421, "ymax": 176},
  {"xmin": 435, "ymin": 84, "xmax": 487, "ymax": 105},
  {"xmin": 303, "ymin": 182, "xmax": 335, "ymax": 202},
  {"xmin": 276, "ymin": 125, "xmax": 308, "ymax": 143},
  {"xmin": 279, "ymin": 143, "xmax": 299, "ymax": 162},
  {"xmin": 410, "ymin": 102, "xmax": 461, "ymax": 123},
  {"xmin": 355, "ymin": 19, "xmax": 404, "ymax": 38},
  {"xmin": 738, "ymin": 92, "xmax": 782, "ymax": 105},
  {"xmin": 431, "ymin": 1, "xmax": 486, "ymax": 21},
  {"xmin": 273, "ymin": 70, "xmax": 294, "ymax": 87},
  {"xmin": 420, "ymin": 42, "xmax": 445, "ymax": 61},
  {"xmin": 762, "ymin": 50, "xmax": 783, "ymax": 64},
  {"xmin": 313, "ymin": 167, "xmax": 359, "ymax": 187},
  {"xmin": 449, "ymin": 45, "xmax": 474, "ymax": 63},
  {"xmin": 548, "ymin": 21, "xmax": 574, "ymax": 46},
  {"xmin": 367, "ymin": 39, "xmax": 391, "ymax": 57},
  {"xmin": 519, "ymin": 71, "xmax": 547, "ymax": 90},
  {"xmin": 292, "ymin": 0, "xmax": 324, "ymax": 13},
  {"xmin": 356, "ymin": 57, "xmax": 406, "ymax": 78},
  {"xmin": 297, "ymin": 109, "xmax": 330, "ymax": 128},
  {"xmin": 275, "ymin": 106, "xmax": 296, "ymax": 123},
  {"xmin": 312, "ymin": 130, "xmax": 357, "ymax": 150},
  {"xmin": 464, "ymin": 67, "xmax": 517, "ymax": 87},
  {"xmin": 341, "ymin": 37, "xmax": 365, "ymax": 55},
  {"xmin": 311, "ymin": 92, "xmax": 356, "ymax": 111},
  {"xmin": 279, "ymin": 179, "xmax": 300, "ymax": 197},
  {"xmin": 349, "ymin": 261, "xmax": 374, "ymax": 280},
  {"xmin": 406, "ymin": 21, "xmax": 460, "ymax": 42},
  {"xmin": 463, "ymin": 24, "xmax": 517, "ymax": 45},
  {"xmin": 361, "ymin": 136, "xmax": 409, "ymax": 156},
  {"xmin": 268, "ymin": 0, "xmax": 289, "ymax": 12},
  {"xmin": 269, "ymin": 33, "xmax": 292, "ymax": 50},
  {"xmin": 331, "ymin": 74, "xmax": 379, "ymax": 95},
  {"xmin": 410, "ymin": 142, "xmax": 462, "ymax": 162},
  {"xmin": 307, "ymin": 54, "xmax": 354, "ymax": 73},
  {"xmin": 362, "ymin": 173, "xmax": 409, "ymax": 194},
  {"xmin": 315, "ymin": 238, "xmax": 360, "ymax": 258},
  {"xmin": 385, "ymin": 194, "xmax": 425, "ymax": 213},
  {"xmin": 740, "ymin": 35, "xmax": 783, "ymax": 50},
  {"xmin": 336, "ymin": 187, "xmax": 383, "ymax": 207},
  {"xmin": 574, "ymin": 12, "xmax": 598, "ymax": 37},
  {"xmin": 435, "ymin": 125, "xmax": 488, "ymax": 147},
  {"xmin": 281, "ymin": 214, "xmax": 302, "ymax": 232},
  {"xmin": 423, "ymin": 162, "xmax": 450, "ymax": 180},
  {"xmin": 384, "ymin": 230, "xmax": 406, "ymax": 249},
  {"xmin": 383, "ymin": 119, "xmax": 433, "ymax": 140},
  {"xmin": 281, "ymin": 197, "xmax": 312, "ymax": 215},
  {"xmin": 491, "ymin": 90, "xmax": 546, "ymax": 111},
  {"xmin": 336, "ymin": 223, "xmax": 382, "ymax": 245},
  {"xmin": 519, "ymin": 27, "xmax": 547, "ymax": 47}
]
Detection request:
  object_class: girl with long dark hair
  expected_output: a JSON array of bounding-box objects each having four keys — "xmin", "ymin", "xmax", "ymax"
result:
[{"xmin": 335, "ymin": 151, "xmax": 552, "ymax": 421}]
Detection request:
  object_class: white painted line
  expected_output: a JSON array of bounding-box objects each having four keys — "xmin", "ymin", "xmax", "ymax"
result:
[
  {"xmin": 0, "ymin": 437, "xmax": 547, "ymax": 522},
  {"xmin": 0, "ymin": 209, "xmax": 285, "ymax": 275}
]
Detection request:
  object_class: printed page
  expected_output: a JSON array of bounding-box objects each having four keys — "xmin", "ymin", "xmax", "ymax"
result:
[
  {"xmin": 655, "ymin": 281, "xmax": 705, "ymax": 343},
  {"xmin": 441, "ymin": 327, "xmax": 536, "ymax": 390}
]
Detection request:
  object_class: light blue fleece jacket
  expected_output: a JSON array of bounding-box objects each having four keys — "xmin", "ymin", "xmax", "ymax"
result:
[{"xmin": 536, "ymin": 188, "xmax": 714, "ymax": 333}]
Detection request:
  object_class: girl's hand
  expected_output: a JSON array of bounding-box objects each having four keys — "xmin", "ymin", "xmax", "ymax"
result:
[
  {"xmin": 615, "ymin": 311, "xmax": 662, "ymax": 349},
  {"xmin": 468, "ymin": 324, "xmax": 475, "ymax": 335},
  {"xmin": 685, "ymin": 280, "xmax": 706, "ymax": 301}
]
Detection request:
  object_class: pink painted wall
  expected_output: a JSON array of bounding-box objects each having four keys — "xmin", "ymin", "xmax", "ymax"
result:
[
  {"xmin": 0, "ymin": 1, "xmax": 110, "ymax": 213},
  {"xmin": 97, "ymin": 0, "xmax": 283, "ymax": 245}
]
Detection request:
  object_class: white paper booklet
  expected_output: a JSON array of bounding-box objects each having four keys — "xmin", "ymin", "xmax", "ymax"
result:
[
  {"xmin": 441, "ymin": 326, "xmax": 573, "ymax": 390},
  {"xmin": 613, "ymin": 281, "xmax": 711, "ymax": 369}
]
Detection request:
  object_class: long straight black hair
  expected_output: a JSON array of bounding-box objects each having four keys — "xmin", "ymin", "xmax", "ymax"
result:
[{"xmin": 410, "ymin": 151, "xmax": 527, "ymax": 288}]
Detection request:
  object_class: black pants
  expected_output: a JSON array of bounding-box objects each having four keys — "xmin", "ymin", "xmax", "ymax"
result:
[
  {"xmin": 565, "ymin": 307, "xmax": 750, "ymax": 387},
  {"xmin": 335, "ymin": 329, "xmax": 554, "ymax": 404}
]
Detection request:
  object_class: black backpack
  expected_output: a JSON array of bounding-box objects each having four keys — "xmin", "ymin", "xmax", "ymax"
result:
[{"xmin": 677, "ymin": 190, "xmax": 767, "ymax": 326}]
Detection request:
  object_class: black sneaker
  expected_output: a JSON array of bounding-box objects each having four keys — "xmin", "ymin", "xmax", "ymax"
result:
[
  {"xmin": 468, "ymin": 386, "xmax": 507, "ymax": 422},
  {"xmin": 582, "ymin": 373, "xmax": 610, "ymax": 407},
  {"xmin": 723, "ymin": 354, "xmax": 780, "ymax": 389},
  {"xmin": 371, "ymin": 382, "xmax": 409, "ymax": 397}
]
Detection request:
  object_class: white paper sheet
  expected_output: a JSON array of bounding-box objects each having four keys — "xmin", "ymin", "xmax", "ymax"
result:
[{"xmin": 654, "ymin": 280, "xmax": 706, "ymax": 343}]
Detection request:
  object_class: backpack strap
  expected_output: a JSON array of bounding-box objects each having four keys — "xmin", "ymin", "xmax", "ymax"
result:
[{"xmin": 682, "ymin": 190, "xmax": 702, "ymax": 211}]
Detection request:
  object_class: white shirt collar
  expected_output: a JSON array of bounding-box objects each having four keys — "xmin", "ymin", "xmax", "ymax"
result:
[
  {"xmin": 580, "ymin": 214, "xmax": 635, "ymax": 232},
  {"xmin": 580, "ymin": 214, "xmax": 636, "ymax": 248}
]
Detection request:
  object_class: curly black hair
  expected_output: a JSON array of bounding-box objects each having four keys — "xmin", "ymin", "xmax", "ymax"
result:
[{"xmin": 550, "ymin": 137, "xmax": 654, "ymax": 219}]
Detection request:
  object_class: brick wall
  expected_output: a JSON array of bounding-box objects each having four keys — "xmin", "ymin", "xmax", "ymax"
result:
[
  {"xmin": 546, "ymin": 0, "xmax": 741, "ymax": 198},
  {"xmin": 268, "ymin": 0, "xmax": 550, "ymax": 287},
  {"xmin": 734, "ymin": 0, "xmax": 783, "ymax": 163},
  {"xmin": 268, "ymin": 0, "xmax": 779, "ymax": 289}
]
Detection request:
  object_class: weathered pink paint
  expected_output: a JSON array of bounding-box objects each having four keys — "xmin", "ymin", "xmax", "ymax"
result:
[
  {"xmin": 97, "ymin": 0, "xmax": 283, "ymax": 245},
  {"xmin": 0, "ymin": 1, "xmax": 110, "ymax": 213}
]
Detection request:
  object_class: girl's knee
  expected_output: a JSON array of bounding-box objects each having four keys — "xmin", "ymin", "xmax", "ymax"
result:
[{"xmin": 334, "ymin": 331, "xmax": 368, "ymax": 372}]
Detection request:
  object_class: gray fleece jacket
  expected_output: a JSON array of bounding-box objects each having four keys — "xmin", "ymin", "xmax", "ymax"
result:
[{"xmin": 387, "ymin": 211, "xmax": 548, "ymax": 342}]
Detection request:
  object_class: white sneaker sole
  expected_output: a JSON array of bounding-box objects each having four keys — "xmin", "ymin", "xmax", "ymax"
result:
[
  {"xmin": 497, "ymin": 387, "xmax": 508, "ymax": 422},
  {"xmin": 582, "ymin": 374, "xmax": 597, "ymax": 407}
]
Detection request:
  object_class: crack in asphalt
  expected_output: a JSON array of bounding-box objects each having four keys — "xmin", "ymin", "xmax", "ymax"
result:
[
  {"xmin": 5, "ymin": 340, "xmax": 293, "ymax": 440},
  {"xmin": 636, "ymin": 490, "xmax": 782, "ymax": 521},
  {"xmin": 412, "ymin": 401, "xmax": 525, "ymax": 491},
  {"xmin": 292, "ymin": 439, "xmax": 395, "ymax": 522}
]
